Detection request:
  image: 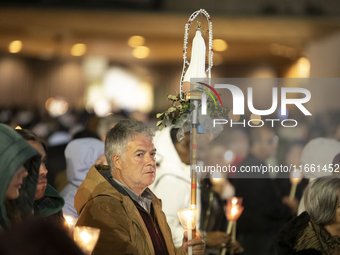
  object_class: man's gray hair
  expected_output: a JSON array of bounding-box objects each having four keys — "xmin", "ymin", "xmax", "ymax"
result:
[
  {"xmin": 97, "ymin": 114, "xmax": 126, "ymax": 139},
  {"xmin": 105, "ymin": 119, "xmax": 154, "ymax": 169},
  {"xmin": 304, "ymin": 177, "xmax": 340, "ymax": 225}
]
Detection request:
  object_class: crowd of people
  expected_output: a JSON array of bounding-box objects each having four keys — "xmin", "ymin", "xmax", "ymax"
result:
[{"xmin": 1, "ymin": 108, "xmax": 340, "ymax": 255}]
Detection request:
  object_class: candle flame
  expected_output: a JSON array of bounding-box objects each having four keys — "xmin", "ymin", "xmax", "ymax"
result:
[
  {"xmin": 80, "ymin": 230, "xmax": 92, "ymax": 244},
  {"xmin": 231, "ymin": 207, "xmax": 238, "ymax": 215},
  {"xmin": 178, "ymin": 208, "xmax": 198, "ymax": 230},
  {"xmin": 183, "ymin": 210, "xmax": 194, "ymax": 220},
  {"xmin": 290, "ymin": 169, "xmax": 303, "ymax": 184},
  {"xmin": 65, "ymin": 215, "xmax": 75, "ymax": 227},
  {"xmin": 231, "ymin": 197, "xmax": 237, "ymax": 205},
  {"xmin": 211, "ymin": 172, "xmax": 223, "ymax": 185},
  {"xmin": 15, "ymin": 126, "xmax": 22, "ymax": 130}
]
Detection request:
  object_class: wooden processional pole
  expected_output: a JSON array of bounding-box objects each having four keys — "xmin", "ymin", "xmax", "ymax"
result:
[{"xmin": 180, "ymin": 9, "xmax": 213, "ymax": 239}]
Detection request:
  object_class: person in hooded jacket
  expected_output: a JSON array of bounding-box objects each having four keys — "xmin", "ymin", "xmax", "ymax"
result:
[
  {"xmin": 149, "ymin": 127, "xmax": 199, "ymax": 248},
  {"xmin": 276, "ymin": 177, "xmax": 340, "ymax": 255},
  {"xmin": 16, "ymin": 129, "xmax": 65, "ymax": 226},
  {"xmin": 149, "ymin": 127, "xmax": 243, "ymax": 253},
  {"xmin": 0, "ymin": 124, "xmax": 40, "ymax": 231},
  {"xmin": 60, "ymin": 137, "xmax": 104, "ymax": 218},
  {"xmin": 0, "ymin": 124, "xmax": 84, "ymax": 255},
  {"xmin": 297, "ymin": 138, "xmax": 340, "ymax": 215}
]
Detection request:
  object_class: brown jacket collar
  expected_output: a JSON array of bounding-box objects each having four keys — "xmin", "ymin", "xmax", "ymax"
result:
[{"xmin": 75, "ymin": 164, "xmax": 183, "ymax": 255}]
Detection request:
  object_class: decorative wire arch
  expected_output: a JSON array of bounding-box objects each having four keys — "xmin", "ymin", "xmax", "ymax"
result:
[{"xmin": 180, "ymin": 9, "xmax": 213, "ymax": 100}]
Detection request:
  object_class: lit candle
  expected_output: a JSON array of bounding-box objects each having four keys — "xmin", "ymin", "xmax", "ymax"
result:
[
  {"xmin": 231, "ymin": 221, "xmax": 237, "ymax": 255},
  {"xmin": 222, "ymin": 198, "xmax": 244, "ymax": 255},
  {"xmin": 210, "ymin": 171, "xmax": 223, "ymax": 185},
  {"xmin": 227, "ymin": 196, "xmax": 243, "ymax": 206},
  {"xmin": 64, "ymin": 215, "xmax": 77, "ymax": 238},
  {"xmin": 64, "ymin": 215, "xmax": 76, "ymax": 230},
  {"xmin": 178, "ymin": 208, "xmax": 198, "ymax": 255},
  {"xmin": 227, "ymin": 206, "xmax": 238, "ymax": 234},
  {"xmin": 73, "ymin": 226, "xmax": 100, "ymax": 255}
]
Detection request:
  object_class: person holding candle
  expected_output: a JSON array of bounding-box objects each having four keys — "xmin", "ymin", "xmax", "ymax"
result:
[
  {"xmin": 75, "ymin": 119, "xmax": 205, "ymax": 255},
  {"xmin": 275, "ymin": 142, "xmax": 308, "ymax": 204},
  {"xmin": 149, "ymin": 127, "xmax": 243, "ymax": 254},
  {"xmin": 0, "ymin": 124, "xmax": 40, "ymax": 231},
  {"xmin": 277, "ymin": 177, "xmax": 340, "ymax": 254},
  {"xmin": 234, "ymin": 126, "xmax": 298, "ymax": 255}
]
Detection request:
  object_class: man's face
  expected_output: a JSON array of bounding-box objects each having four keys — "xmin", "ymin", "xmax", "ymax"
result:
[
  {"xmin": 115, "ymin": 135, "xmax": 156, "ymax": 194},
  {"xmin": 28, "ymin": 141, "xmax": 48, "ymax": 200}
]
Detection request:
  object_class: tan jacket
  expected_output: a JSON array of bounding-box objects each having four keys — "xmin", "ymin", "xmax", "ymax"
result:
[{"xmin": 75, "ymin": 164, "xmax": 185, "ymax": 255}]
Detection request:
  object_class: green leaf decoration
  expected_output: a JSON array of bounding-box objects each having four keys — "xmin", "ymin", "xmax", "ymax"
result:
[{"xmin": 156, "ymin": 90, "xmax": 229, "ymax": 131}]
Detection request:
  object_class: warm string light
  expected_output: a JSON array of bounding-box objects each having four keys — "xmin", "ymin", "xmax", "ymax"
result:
[
  {"xmin": 45, "ymin": 97, "xmax": 68, "ymax": 117},
  {"xmin": 9, "ymin": 40, "xmax": 22, "ymax": 53},
  {"xmin": 71, "ymin": 44, "xmax": 86, "ymax": 56},
  {"xmin": 128, "ymin": 36, "xmax": 145, "ymax": 47},
  {"xmin": 250, "ymin": 114, "xmax": 262, "ymax": 125},
  {"xmin": 213, "ymin": 39, "xmax": 228, "ymax": 52},
  {"xmin": 132, "ymin": 46, "xmax": 150, "ymax": 59}
]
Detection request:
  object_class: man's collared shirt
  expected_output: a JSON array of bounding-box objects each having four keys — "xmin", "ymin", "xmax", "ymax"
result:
[{"xmin": 114, "ymin": 179, "xmax": 153, "ymax": 213}]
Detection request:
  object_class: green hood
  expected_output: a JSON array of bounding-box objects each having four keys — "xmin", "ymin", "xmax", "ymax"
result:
[
  {"xmin": 0, "ymin": 124, "xmax": 40, "ymax": 231},
  {"xmin": 34, "ymin": 184, "xmax": 65, "ymax": 218}
]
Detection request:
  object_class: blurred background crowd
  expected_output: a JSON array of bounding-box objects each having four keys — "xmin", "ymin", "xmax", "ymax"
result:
[
  {"xmin": 1, "ymin": 1, "xmax": 340, "ymax": 254},
  {"xmin": 1, "ymin": 0, "xmax": 340, "ymax": 189}
]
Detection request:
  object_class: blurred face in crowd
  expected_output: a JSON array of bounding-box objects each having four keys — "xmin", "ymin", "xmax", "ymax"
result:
[
  {"xmin": 252, "ymin": 128, "xmax": 278, "ymax": 161},
  {"xmin": 28, "ymin": 141, "xmax": 48, "ymax": 200},
  {"xmin": 113, "ymin": 135, "xmax": 156, "ymax": 195},
  {"xmin": 260, "ymin": 129, "xmax": 277, "ymax": 159},
  {"xmin": 6, "ymin": 166, "xmax": 28, "ymax": 200},
  {"xmin": 174, "ymin": 132, "xmax": 191, "ymax": 165},
  {"xmin": 286, "ymin": 144, "xmax": 304, "ymax": 166}
]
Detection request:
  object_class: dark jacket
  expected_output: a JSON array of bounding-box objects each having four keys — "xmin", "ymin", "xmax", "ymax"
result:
[
  {"xmin": 234, "ymin": 154, "xmax": 291, "ymax": 233},
  {"xmin": 276, "ymin": 211, "xmax": 335, "ymax": 255},
  {"xmin": 34, "ymin": 184, "xmax": 65, "ymax": 225},
  {"xmin": 0, "ymin": 124, "xmax": 40, "ymax": 231},
  {"xmin": 75, "ymin": 164, "xmax": 184, "ymax": 255}
]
